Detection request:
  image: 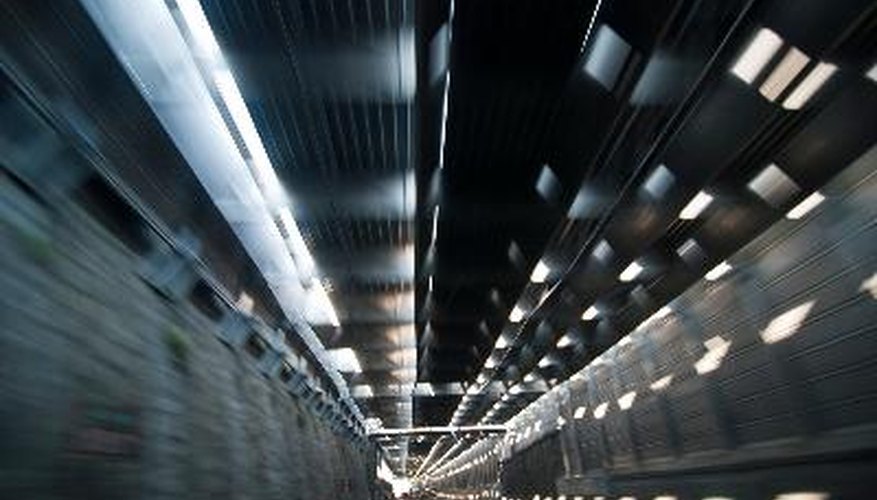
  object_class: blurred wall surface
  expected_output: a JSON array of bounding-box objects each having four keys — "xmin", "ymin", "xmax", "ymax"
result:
[{"xmin": 0, "ymin": 80, "xmax": 373, "ymax": 500}]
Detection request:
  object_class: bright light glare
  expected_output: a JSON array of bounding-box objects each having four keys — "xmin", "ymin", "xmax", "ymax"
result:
[
  {"xmin": 328, "ymin": 348, "xmax": 362, "ymax": 373},
  {"xmin": 760, "ymin": 301, "xmax": 814, "ymax": 344},
  {"xmin": 582, "ymin": 305, "xmax": 600, "ymax": 320},
  {"xmin": 538, "ymin": 357, "xmax": 552, "ymax": 368},
  {"xmin": 530, "ymin": 259, "xmax": 551, "ymax": 283},
  {"xmin": 573, "ymin": 406, "xmax": 587, "ymax": 419},
  {"xmin": 619, "ymin": 261, "xmax": 644, "ymax": 282},
  {"xmin": 524, "ymin": 372, "xmax": 538, "ymax": 383},
  {"xmin": 654, "ymin": 496, "xmax": 678, "ymax": 500},
  {"xmin": 679, "ymin": 191, "xmax": 714, "ymax": 219},
  {"xmin": 760, "ymin": 47, "xmax": 810, "ymax": 101},
  {"xmin": 783, "ymin": 62, "xmax": 837, "ymax": 109},
  {"xmin": 509, "ymin": 305, "xmax": 525, "ymax": 323},
  {"xmin": 786, "ymin": 192, "xmax": 825, "ymax": 219},
  {"xmin": 705, "ymin": 261, "xmax": 733, "ymax": 281},
  {"xmin": 617, "ymin": 391, "xmax": 637, "ymax": 410},
  {"xmin": 731, "ymin": 28, "xmax": 783, "ymax": 84},
  {"xmin": 176, "ymin": 0, "xmax": 221, "ymax": 57},
  {"xmin": 650, "ymin": 374, "xmax": 673, "ymax": 391},
  {"xmin": 593, "ymin": 402, "xmax": 609, "ymax": 419}
]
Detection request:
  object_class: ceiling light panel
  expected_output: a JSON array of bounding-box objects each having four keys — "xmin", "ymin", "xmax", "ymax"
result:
[
  {"xmin": 748, "ymin": 163, "xmax": 800, "ymax": 207},
  {"xmin": 582, "ymin": 305, "xmax": 600, "ymax": 320},
  {"xmin": 509, "ymin": 305, "xmax": 525, "ymax": 323},
  {"xmin": 786, "ymin": 191, "xmax": 825, "ymax": 219},
  {"xmin": 619, "ymin": 261, "xmax": 644, "ymax": 282},
  {"xmin": 584, "ymin": 24, "xmax": 631, "ymax": 91},
  {"xmin": 679, "ymin": 191, "xmax": 714, "ymax": 219},
  {"xmin": 759, "ymin": 47, "xmax": 810, "ymax": 102},
  {"xmin": 530, "ymin": 259, "xmax": 551, "ymax": 283},
  {"xmin": 730, "ymin": 27, "xmax": 783, "ymax": 84},
  {"xmin": 783, "ymin": 62, "xmax": 837, "ymax": 109},
  {"xmin": 705, "ymin": 261, "xmax": 733, "ymax": 281}
]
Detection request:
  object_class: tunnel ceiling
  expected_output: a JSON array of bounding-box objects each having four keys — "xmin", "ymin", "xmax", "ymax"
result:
[{"xmin": 10, "ymin": 0, "xmax": 875, "ymax": 475}]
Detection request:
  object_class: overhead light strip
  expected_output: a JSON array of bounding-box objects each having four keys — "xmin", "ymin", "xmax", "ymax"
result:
[
  {"xmin": 175, "ymin": 0, "xmax": 339, "ymax": 326},
  {"xmin": 437, "ymin": 0, "xmax": 455, "ymax": 170}
]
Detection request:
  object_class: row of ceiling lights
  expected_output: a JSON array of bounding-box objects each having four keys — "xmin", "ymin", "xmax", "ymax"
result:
[{"xmin": 424, "ymin": 20, "xmax": 877, "ymax": 473}]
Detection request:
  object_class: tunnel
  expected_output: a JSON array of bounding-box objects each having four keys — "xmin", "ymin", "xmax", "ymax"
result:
[{"xmin": 1, "ymin": 0, "xmax": 876, "ymax": 499}]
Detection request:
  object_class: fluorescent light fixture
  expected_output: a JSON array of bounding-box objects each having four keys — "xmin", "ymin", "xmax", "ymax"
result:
[
  {"xmin": 619, "ymin": 261, "xmax": 644, "ymax": 282},
  {"xmin": 356, "ymin": 385, "xmax": 374, "ymax": 398},
  {"xmin": 760, "ymin": 301, "xmax": 814, "ymax": 344},
  {"xmin": 432, "ymin": 205, "xmax": 440, "ymax": 242},
  {"xmin": 731, "ymin": 28, "xmax": 783, "ymax": 84},
  {"xmin": 328, "ymin": 348, "xmax": 362, "ymax": 373},
  {"xmin": 653, "ymin": 306, "xmax": 673, "ymax": 320},
  {"xmin": 557, "ymin": 333, "xmax": 575, "ymax": 348},
  {"xmin": 538, "ymin": 357, "xmax": 552, "ymax": 368},
  {"xmin": 868, "ymin": 63, "xmax": 877, "ymax": 82},
  {"xmin": 642, "ymin": 164, "xmax": 675, "ymax": 199},
  {"xmin": 582, "ymin": 305, "xmax": 600, "ymax": 320},
  {"xmin": 509, "ymin": 305, "xmax": 525, "ymax": 323},
  {"xmin": 786, "ymin": 191, "xmax": 825, "ymax": 219},
  {"xmin": 584, "ymin": 24, "xmax": 631, "ymax": 91},
  {"xmin": 573, "ymin": 406, "xmax": 587, "ymax": 419},
  {"xmin": 617, "ymin": 391, "xmax": 637, "ymax": 410},
  {"xmin": 654, "ymin": 497, "xmax": 678, "ymax": 500},
  {"xmin": 494, "ymin": 336, "xmax": 511, "ymax": 352},
  {"xmin": 679, "ymin": 191, "xmax": 714, "ymax": 219},
  {"xmin": 783, "ymin": 62, "xmax": 837, "ymax": 109},
  {"xmin": 649, "ymin": 374, "xmax": 673, "ymax": 391},
  {"xmin": 428, "ymin": 275, "xmax": 434, "ymax": 293},
  {"xmin": 694, "ymin": 336, "xmax": 731, "ymax": 374},
  {"xmin": 676, "ymin": 238, "xmax": 701, "ymax": 261},
  {"xmin": 705, "ymin": 261, "xmax": 733, "ymax": 281},
  {"xmin": 530, "ymin": 259, "xmax": 551, "ymax": 283},
  {"xmin": 592, "ymin": 239, "xmax": 614, "ymax": 263},
  {"xmin": 593, "ymin": 402, "xmax": 609, "ymax": 419},
  {"xmin": 278, "ymin": 207, "xmax": 315, "ymax": 279},
  {"xmin": 748, "ymin": 163, "xmax": 799, "ymax": 207},
  {"xmin": 176, "ymin": 0, "xmax": 221, "ymax": 57},
  {"xmin": 773, "ymin": 493, "xmax": 829, "ymax": 500},
  {"xmin": 760, "ymin": 47, "xmax": 810, "ymax": 102}
]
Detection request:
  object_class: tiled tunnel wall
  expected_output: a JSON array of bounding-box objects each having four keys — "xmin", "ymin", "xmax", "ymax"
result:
[
  {"xmin": 0, "ymin": 87, "xmax": 375, "ymax": 500},
  {"xmin": 427, "ymin": 148, "xmax": 877, "ymax": 500}
]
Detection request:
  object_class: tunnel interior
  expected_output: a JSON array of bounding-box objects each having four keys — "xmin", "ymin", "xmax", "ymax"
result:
[{"xmin": 0, "ymin": 0, "xmax": 876, "ymax": 499}]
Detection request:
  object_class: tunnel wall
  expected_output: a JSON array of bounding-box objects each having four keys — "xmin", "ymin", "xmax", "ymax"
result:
[
  {"xmin": 0, "ymin": 97, "xmax": 374, "ymax": 500},
  {"xmin": 428, "ymin": 148, "xmax": 877, "ymax": 499}
]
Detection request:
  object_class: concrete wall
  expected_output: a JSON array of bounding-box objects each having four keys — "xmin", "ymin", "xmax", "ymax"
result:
[{"xmin": 0, "ymin": 117, "xmax": 373, "ymax": 500}]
